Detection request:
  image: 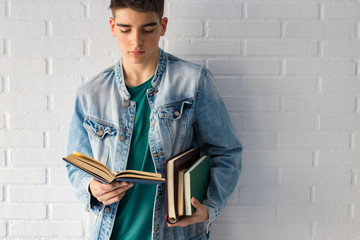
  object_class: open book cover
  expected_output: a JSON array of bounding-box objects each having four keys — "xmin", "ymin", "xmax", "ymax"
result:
[
  {"xmin": 63, "ymin": 151, "xmax": 165, "ymax": 185},
  {"xmin": 165, "ymin": 147, "xmax": 201, "ymax": 224}
]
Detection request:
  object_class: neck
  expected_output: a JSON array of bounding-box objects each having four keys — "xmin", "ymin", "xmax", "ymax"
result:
[{"xmin": 122, "ymin": 50, "xmax": 159, "ymax": 87}]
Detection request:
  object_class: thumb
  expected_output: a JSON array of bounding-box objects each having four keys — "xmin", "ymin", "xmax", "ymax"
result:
[{"xmin": 191, "ymin": 197, "xmax": 200, "ymax": 208}]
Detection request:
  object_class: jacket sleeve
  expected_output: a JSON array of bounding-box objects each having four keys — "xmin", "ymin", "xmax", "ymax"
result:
[
  {"xmin": 66, "ymin": 96, "xmax": 102, "ymax": 212},
  {"xmin": 194, "ymin": 68, "xmax": 242, "ymax": 223}
]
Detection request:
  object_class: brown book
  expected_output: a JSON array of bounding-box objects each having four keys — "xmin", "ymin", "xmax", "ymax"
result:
[
  {"xmin": 63, "ymin": 151, "xmax": 165, "ymax": 184},
  {"xmin": 165, "ymin": 147, "xmax": 201, "ymax": 224}
]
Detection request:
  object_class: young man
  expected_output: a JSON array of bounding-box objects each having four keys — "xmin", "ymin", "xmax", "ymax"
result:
[{"xmin": 66, "ymin": 0, "xmax": 242, "ymax": 239}]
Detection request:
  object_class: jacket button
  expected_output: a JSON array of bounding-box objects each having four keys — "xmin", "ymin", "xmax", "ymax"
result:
[
  {"xmin": 123, "ymin": 101, "xmax": 130, "ymax": 107},
  {"xmin": 104, "ymin": 207, "xmax": 110, "ymax": 214},
  {"xmin": 154, "ymin": 226, "xmax": 160, "ymax": 232},
  {"xmin": 97, "ymin": 128, "xmax": 104, "ymax": 137},
  {"xmin": 119, "ymin": 135, "xmax": 125, "ymax": 142},
  {"xmin": 174, "ymin": 110, "xmax": 180, "ymax": 117}
]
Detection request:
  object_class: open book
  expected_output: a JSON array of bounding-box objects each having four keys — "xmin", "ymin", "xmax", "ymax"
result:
[{"xmin": 63, "ymin": 151, "xmax": 165, "ymax": 185}]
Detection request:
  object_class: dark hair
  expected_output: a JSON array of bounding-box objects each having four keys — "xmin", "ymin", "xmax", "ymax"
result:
[{"xmin": 109, "ymin": 0, "xmax": 165, "ymax": 19}]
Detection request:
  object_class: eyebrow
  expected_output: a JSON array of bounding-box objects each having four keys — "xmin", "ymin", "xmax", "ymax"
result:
[{"xmin": 116, "ymin": 22, "xmax": 158, "ymax": 28}]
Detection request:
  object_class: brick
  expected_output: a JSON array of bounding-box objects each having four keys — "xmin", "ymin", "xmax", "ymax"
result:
[
  {"xmin": 167, "ymin": 40, "xmax": 241, "ymax": 56},
  {"xmin": 278, "ymin": 204, "xmax": 348, "ymax": 221},
  {"xmin": 286, "ymin": 59, "xmax": 356, "ymax": 75},
  {"xmin": 165, "ymin": 21, "xmax": 203, "ymax": 37},
  {"xmin": 0, "ymin": 21, "xmax": 46, "ymax": 37},
  {"xmin": 10, "ymin": 113, "xmax": 70, "ymax": 130},
  {"xmin": 239, "ymin": 133, "xmax": 276, "ymax": 150},
  {"xmin": 0, "ymin": 39, "xmax": 4, "ymax": 56},
  {"xmin": 0, "ymin": 204, "xmax": 46, "ymax": 219},
  {"xmin": 169, "ymin": 2, "xmax": 242, "ymax": 18},
  {"xmin": 48, "ymin": 131, "xmax": 69, "ymax": 148},
  {"xmin": 51, "ymin": 203, "xmax": 87, "ymax": 220},
  {"xmin": 322, "ymin": 77, "xmax": 360, "ymax": 93},
  {"xmin": 9, "ymin": 75, "xmax": 82, "ymax": 92},
  {"xmin": 318, "ymin": 151, "xmax": 360, "ymax": 166},
  {"xmin": 0, "ymin": 168, "xmax": 45, "ymax": 184},
  {"xmin": 11, "ymin": 2, "xmax": 85, "ymax": 19},
  {"xmin": 279, "ymin": 133, "xmax": 350, "ymax": 149},
  {"xmin": 246, "ymin": 40, "xmax": 318, "ymax": 56},
  {"xmin": 238, "ymin": 186, "xmax": 310, "ymax": 204},
  {"xmin": 10, "ymin": 222, "xmax": 83, "ymax": 237},
  {"xmin": 315, "ymin": 186, "xmax": 360, "ymax": 203},
  {"xmin": 316, "ymin": 223, "xmax": 360, "ymax": 238},
  {"xmin": 242, "ymin": 150, "xmax": 313, "ymax": 167},
  {"xmin": 285, "ymin": 22, "xmax": 356, "ymax": 38},
  {"xmin": 281, "ymin": 167, "xmax": 351, "ymax": 185},
  {"xmin": 53, "ymin": 94, "xmax": 76, "ymax": 113},
  {"xmin": 0, "ymin": 186, "xmax": 3, "ymax": 201},
  {"xmin": 208, "ymin": 59, "xmax": 280, "ymax": 75},
  {"xmin": 0, "ymin": 132, "xmax": 43, "ymax": 148},
  {"xmin": 247, "ymin": 3, "xmax": 319, "ymax": 19},
  {"xmin": 0, "ymin": 150, "xmax": 4, "ymax": 166},
  {"xmin": 0, "ymin": 222, "xmax": 4, "ymax": 236},
  {"xmin": 0, "ymin": 94, "xmax": 47, "ymax": 110},
  {"xmin": 354, "ymin": 204, "xmax": 360, "ymax": 221},
  {"xmin": 244, "ymin": 78, "xmax": 316, "ymax": 93},
  {"xmin": 211, "ymin": 222, "xmax": 310, "ymax": 239},
  {"xmin": 209, "ymin": 22, "xmax": 280, "ymax": 37},
  {"xmin": 356, "ymin": 134, "xmax": 360, "ymax": 149},
  {"xmin": 238, "ymin": 167, "xmax": 277, "ymax": 185},
  {"xmin": 242, "ymin": 114, "xmax": 314, "ymax": 130},
  {"xmin": 11, "ymin": 39, "xmax": 83, "ymax": 57},
  {"xmin": 52, "ymin": 57, "xmax": 114, "ymax": 75},
  {"xmin": 218, "ymin": 205, "xmax": 275, "ymax": 221},
  {"xmin": 320, "ymin": 114, "xmax": 360, "ymax": 130},
  {"xmin": 52, "ymin": 20, "xmax": 110, "ymax": 38},
  {"xmin": 89, "ymin": 38, "xmax": 120, "ymax": 57},
  {"xmin": 0, "ymin": 1, "xmax": 5, "ymax": 18},
  {"xmin": 10, "ymin": 150, "xmax": 67, "ymax": 166},
  {"xmin": 324, "ymin": 3, "xmax": 360, "ymax": 19},
  {"xmin": 88, "ymin": 1, "xmax": 112, "ymax": 19},
  {"xmin": 284, "ymin": 96, "xmax": 355, "ymax": 112},
  {"xmin": 0, "ymin": 113, "xmax": 4, "ymax": 129},
  {"xmin": 49, "ymin": 167, "xmax": 71, "ymax": 185},
  {"xmin": 324, "ymin": 40, "xmax": 360, "ymax": 57},
  {"xmin": 216, "ymin": 77, "xmax": 244, "ymax": 96},
  {"xmin": 0, "ymin": 58, "xmax": 46, "ymax": 74},
  {"xmin": 223, "ymin": 96, "xmax": 280, "ymax": 112},
  {"xmin": 9, "ymin": 186, "xmax": 78, "ymax": 202}
]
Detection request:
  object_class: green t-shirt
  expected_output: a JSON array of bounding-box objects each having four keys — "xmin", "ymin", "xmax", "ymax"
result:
[{"xmin": 110, "ymin": 76, "xmax": 156, "ymax": 240}]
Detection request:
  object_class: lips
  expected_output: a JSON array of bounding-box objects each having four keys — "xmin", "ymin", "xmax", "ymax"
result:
[{"xmin": 129, "ymin": 50, "xmax": 145, "ymax": 56}]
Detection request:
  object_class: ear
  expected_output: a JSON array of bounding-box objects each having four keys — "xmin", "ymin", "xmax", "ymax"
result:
[
  {"xmin": 109, "ymin": 17, "xmax": 116, "ymax": 37},
  {"xmin": 160, "ymin": 17, "xmax": 168, "ymax": 36}
]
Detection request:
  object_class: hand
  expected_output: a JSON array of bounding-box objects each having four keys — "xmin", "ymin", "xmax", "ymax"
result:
[
  {"xmin": 89, "ymin": 178, "xmax": 134, "ymax": 205},
  {"xmin": 168, "ymin": 197, "xmax": 209, "ymax": 228}
]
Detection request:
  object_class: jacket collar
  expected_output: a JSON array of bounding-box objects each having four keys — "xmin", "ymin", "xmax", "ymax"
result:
[{"xmin": 114, "ymin": 48, "xmax": 166, "ymax": 100}]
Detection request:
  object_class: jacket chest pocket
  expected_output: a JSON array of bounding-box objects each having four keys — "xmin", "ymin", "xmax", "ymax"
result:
[
  {"xmin": 157, "ymin": 99, "xmax": 194, "ymax": 150},
  {"xmin": 83, "ymin": 119, "xmax": 116, "ymax": 164}
]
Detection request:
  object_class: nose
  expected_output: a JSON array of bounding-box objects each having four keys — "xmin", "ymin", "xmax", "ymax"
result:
[{"xmin": 130, "ymin": 29, "xmax": 143, "ymax": 46}]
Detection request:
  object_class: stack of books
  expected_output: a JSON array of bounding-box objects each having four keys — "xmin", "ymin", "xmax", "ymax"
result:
[{"xmin": 165, "ymin": 148, "xmax": 210, "ymax": 224}]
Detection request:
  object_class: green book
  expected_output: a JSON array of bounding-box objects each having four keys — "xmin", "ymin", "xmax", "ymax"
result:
[{"xmin": 183, "ymin": 155, "xmax": 210, "ymax": 216}]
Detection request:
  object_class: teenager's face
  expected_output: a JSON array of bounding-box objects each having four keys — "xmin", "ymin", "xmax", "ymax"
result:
[{"xmin": 110, "ymin": 8, "xmax": 167, "ymax": 66}]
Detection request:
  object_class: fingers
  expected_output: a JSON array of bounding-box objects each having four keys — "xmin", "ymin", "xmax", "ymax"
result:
[
  {"xmin": 89, "ymin": 179, "xmax": 134, "ymax": 205},
  {"xmin": 167, "ymin": 197, "xmax": 209, "ymax": 228}
]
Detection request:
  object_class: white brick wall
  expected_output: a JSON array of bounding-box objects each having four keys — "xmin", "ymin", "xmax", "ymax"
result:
[{"xmin": 0, "ymin": 0, "xmax": 359, "ymax": 239}]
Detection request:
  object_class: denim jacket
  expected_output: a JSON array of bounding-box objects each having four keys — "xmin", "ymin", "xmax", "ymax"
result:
[{"xmin": 66, "ymin": 49, "xmax": 242, "ymax": 240}]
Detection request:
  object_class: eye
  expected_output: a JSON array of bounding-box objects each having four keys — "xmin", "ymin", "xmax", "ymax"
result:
[
  {"xmin": 120, "ymin": 28, "xmax": 130, "ymax": 33},
  {"xmin": 143, "ymin": 28, "xmax": 155, "ymax": 33}
]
